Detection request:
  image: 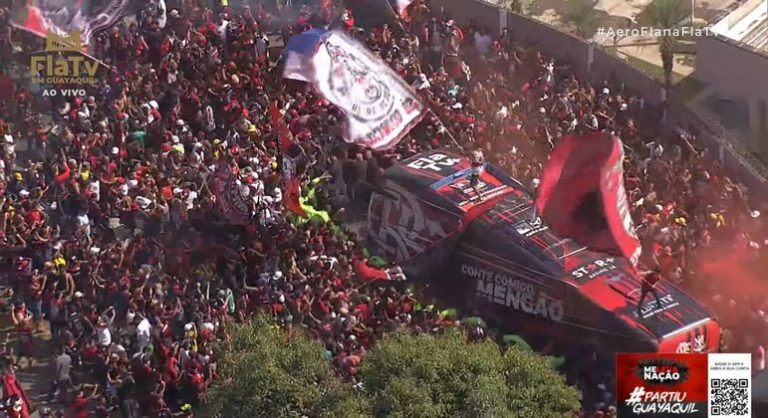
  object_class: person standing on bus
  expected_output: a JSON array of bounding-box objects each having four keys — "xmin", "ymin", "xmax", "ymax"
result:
[
  {"xmin": 637, "ymin": 267, "xmax": 662, "ymax": 317},
  {"xmin": 468, "ymin": 149, "xmax": 485, "ymax": 200}
]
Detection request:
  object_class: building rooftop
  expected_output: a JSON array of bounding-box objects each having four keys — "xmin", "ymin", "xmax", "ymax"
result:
[{"xmin": 710, "ymin": 0, "xmax": 768, "ymax": 51}]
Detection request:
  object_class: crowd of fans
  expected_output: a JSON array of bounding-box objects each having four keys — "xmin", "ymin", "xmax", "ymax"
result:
[{"xmin": 0, "ymin": 0, "xmax": 766, "ymax": 417}]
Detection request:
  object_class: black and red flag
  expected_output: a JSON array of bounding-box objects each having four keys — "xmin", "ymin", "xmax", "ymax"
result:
[{"xmin": 535, "ymin": 131, "xmax": 641, "ymax": 265}]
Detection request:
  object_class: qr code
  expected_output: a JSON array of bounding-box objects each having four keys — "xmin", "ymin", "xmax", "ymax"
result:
[{"xmin": 710, "ymin": 378, "xmax": 749, "ymax": 416}]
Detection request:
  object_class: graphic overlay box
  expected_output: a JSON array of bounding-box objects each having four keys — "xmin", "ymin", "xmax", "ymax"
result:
[
  {"xmin": 617, "ymin": 353, "xmax": 709, "ymax": 417},
  {"xmin": 28, "ymin": 31, "xmax": 105, "ymax": 98},
  {"xmin": 708, "ymin": 354, "xmax": 751, "ymax": 418},
  {"xmin": 617, "ymin": 353, "xmax": 751, "ymax": 418}
]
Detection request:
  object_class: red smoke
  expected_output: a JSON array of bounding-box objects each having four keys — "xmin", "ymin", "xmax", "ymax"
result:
[
  {"xmin": 687, "ymin": 242, "xmax": 768, "ymax": 337},
  {"xmin": 695, "ymin": 247, "xmax": 766, "ymax": 296}
]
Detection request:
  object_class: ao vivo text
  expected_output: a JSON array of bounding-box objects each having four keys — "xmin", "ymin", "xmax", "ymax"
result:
[{"xmin": 42, "ymin": 89, "xmax": 87, "ymax": 97}]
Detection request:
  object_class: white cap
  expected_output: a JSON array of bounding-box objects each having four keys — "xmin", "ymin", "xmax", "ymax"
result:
[
  {"xmin": 111, "ymin": 147, "xmax": 119, "ymax": 155},
  {"xmin": 74, "ymin": 291, "xmax": 84, "ymax": 298},
  {"xmin": 19, "ymin": 190, "xmax": 29, "ymax": 197},
  {"xmin": 602, "ymin": 87, "xmax": 610, "ymax": 95},
  {"xmin": 135, "ymin": 196, "xmax": 152, "ymax": 208},
  {"xmin": 172, "ymin": 135, "xmax": 180, "ymax": 144},
  {"xmin": 4, "ymin": 135, "xmax": 13, "ymax": 144},
  {"xmin": 173, "ymin": 187, "xmax": 183, "ymax": 195},
  {"xmin": 90, "ymin": 246, "xmax": 101, "ymax": 254},
  {"xmin": 750, "ymin": 210, "xmax": 761, "ymax": 218},
  {"xmin": 184, "ymin": 323, "xmax": 194, "ymax": 331},
  {"xmin": 127, "ymin": 179, "xmax": 139, "ymax": 188}
]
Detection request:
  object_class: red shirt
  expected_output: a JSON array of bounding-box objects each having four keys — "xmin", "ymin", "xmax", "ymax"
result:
[
  {"xmin": 26, "ymin": 210, "xmax": 42, "ymax": 224},
  {"xmin": 165, "ymin": 356, "xmax": 180, "ymax": 383},
  {"xmin": 354, "ymin": 260, "xmax": 388, "ymax": 282},
  {"xmin": 54, "ymin": 165, "xmax": 71, "ymax": 184},
  {"xmin": 161, "ymin": 186, "xmax": 173, "ymax": 200},
  {"xmin": 70, "ymin": 396, "xmax": 89, "ymax": 418},
  {"xmin": 28, "ymin": 282, "xmax": 42, "ymax": 301}
]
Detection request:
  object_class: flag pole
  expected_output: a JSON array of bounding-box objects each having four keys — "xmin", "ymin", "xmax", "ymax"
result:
[{"xmin": 427, "ymin": 109, "xmax": 464, "ymax": 151}]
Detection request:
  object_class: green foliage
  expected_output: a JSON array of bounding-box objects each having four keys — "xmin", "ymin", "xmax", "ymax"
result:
[
  {"xmin": 208, "ymin": 319, "xmax": 369, "ymax": 418},
  {"xmin": 561, "ymin": 0, "xmax": 597, "ymax": 38},
  {"xmin": 360, "ymin": 330, "xmax": 582, "ymax": 418},
  {"xmin": 502, "ymin": 0, "xmax": 532, "ymax": 15},
  {"xmin": 649, "ymin": 0, "xmax": 688, "ymax": 29},
  {"xmin": 648, "ymin": 0, "xmax": 688, "ymax": 90},
  {"xmin": 210, "ymin": 322, "xmax": 581, "ymax": 418}
]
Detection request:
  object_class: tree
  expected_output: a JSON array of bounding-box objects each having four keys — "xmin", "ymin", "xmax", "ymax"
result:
[
  {"xmin": 649, "ymin": 0, "xmax": 688, "ymax": 93},
  {"xmin": 360, "ymin": 330, "xmax": 582, "ymax": 418},
  {"xmin": 501, "ymin": 0, "xmax": 532, "ymax": 15},
  {"xmin": 210, "ymin": 322, "xmax": 581, "ymax": 418},
  {"xmin": 561, "ymin": 0, "xmax": 597, "ymax": 39},
  {"xmin": 207, "ymin": 319, "xmax": 370, "ymax": 418}
]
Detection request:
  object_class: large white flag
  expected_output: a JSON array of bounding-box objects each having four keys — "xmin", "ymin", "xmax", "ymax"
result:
[{"xmin": 283, "ymin": 29, "xmax": 425, "ymax": 150}]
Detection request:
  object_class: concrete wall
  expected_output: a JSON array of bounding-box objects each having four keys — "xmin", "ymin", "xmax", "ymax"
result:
[
  {"xmin": 696, "ymin": 34, "xmax": 768, "ymax": 161},
  {"xmin": 504, "ymin": 13, "xmax": 592, "ymax": 79},
  {"xmin": 590, "ymin": 47, "xmax": 665, "ymax": 104},
  {"xmin": 668, "ymin": 99, "xmax": 768, "ymax": 194},
  {"xmin": 696, "ymin": 35, "xmax": 768, "ymax": 100}
]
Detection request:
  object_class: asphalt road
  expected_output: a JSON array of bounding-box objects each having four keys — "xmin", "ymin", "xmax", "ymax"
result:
[{"xmin": 2, "ymin": 320, "xmax": 57, "ymax": 418}]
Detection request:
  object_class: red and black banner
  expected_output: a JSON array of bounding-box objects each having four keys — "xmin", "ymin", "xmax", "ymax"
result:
[{"xmin": 536, "ymin": 132, "xmax": 641, "ymax": 265}]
